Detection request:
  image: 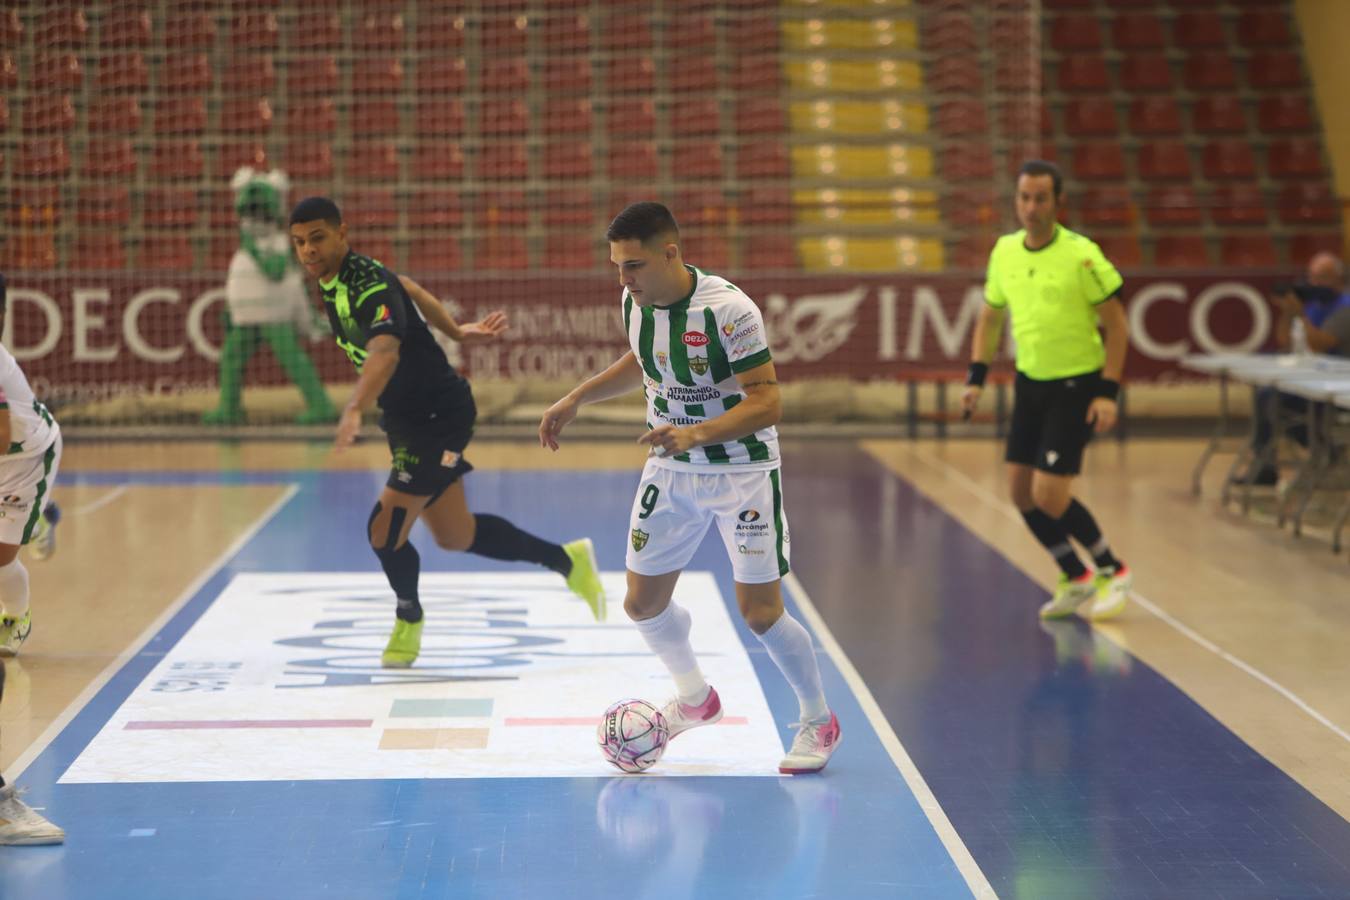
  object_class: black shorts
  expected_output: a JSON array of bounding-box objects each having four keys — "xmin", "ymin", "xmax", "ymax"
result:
[
  {"xmin": 1005, "ymin": 370, "xmax": 1100, "ymax": 476},
  {"xmin": 382, "ymin": 402, "xmax": 476, "ymax": 501}
]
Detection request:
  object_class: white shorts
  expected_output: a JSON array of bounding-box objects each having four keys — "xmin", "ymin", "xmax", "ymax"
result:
[
  {"xmin": 625, "ymin": 459, "xmax": 790, "ymax": 584},
  {"xmin": 0, "ymin": 432, "xmax": 61, "ymax": 546}
]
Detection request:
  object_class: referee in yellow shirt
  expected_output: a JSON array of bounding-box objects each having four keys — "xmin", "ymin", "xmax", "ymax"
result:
[{"xmin": 961, "ymin": 160, "xmax": 1133, "ymax": 620}]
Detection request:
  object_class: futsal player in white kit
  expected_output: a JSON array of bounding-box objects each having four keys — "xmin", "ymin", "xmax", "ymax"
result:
[{"xmin": 540, "ymin": 203, "xmax": 841, "ymax": 774}]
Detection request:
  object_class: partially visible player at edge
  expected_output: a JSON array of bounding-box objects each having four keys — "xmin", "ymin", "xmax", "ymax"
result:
[
  {"xmin": 539, "ymin": 202, "xmax": 840, "ymax": 774},
  {"xmin": 0, "ymin": 660, "xmax": 63, "ymax": 843},
  {"xmin": 0, "ymin": 271, "xmax": 62, "ymax": 659},
  {"xmin": 962, "ymin": 160, "xmax": 1133, "ymax": 620},
  {"xmin": 288, "ymin": 198, "xmax": 606, "ymax": 668}
]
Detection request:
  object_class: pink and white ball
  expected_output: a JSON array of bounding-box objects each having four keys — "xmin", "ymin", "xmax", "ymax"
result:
[{"xmin": 597, "ymin": 699, "xmax": 670, "ymax": 774}]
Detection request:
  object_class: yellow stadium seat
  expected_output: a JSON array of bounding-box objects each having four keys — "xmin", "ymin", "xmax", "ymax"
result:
[
  {"xmin": 794, "ymin": 188, "xmax": 940, "ymax": 227},
  {"xmin": 783, "ymin": 18, "xmax": 918, "ymax": 52},
  {"xmin": 791, "ymin": 143, "xmax": 933, "ymax": 180},
  {"xmin": 785, "ymin": 59, "xmax": 922, "ymax": 93},
  {"xmin": 790, "ymin": 99, "xmax": 929, "ymax": 136},
  {"xmin": 798, "ymin": 236, "xmax": 944, "ymax": 272}
]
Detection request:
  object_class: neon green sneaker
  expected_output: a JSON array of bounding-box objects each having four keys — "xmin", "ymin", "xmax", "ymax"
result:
[
  {"xmin": 381, "ymin": 618, "xmax": 423, "ymax": 668},
  {"xmin": 563, "ymin": 538, "xmax": 607, "ymax": 621},
  {"xmin": 1087, "ymin": 565, "xmax": 1132, "ymax": 621},
  {"xmin": 0, "ymin": 610, "xmax": 32, "ymax": 657},
  {"xmin": 1038, "ymin": 572, "xmax": 1097, "ymax": 620}
]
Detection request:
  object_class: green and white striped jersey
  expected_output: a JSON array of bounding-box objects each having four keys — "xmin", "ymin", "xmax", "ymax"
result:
[{"xmin": 624, "ymin": 266, "xmax": 779, "ymax": 471}]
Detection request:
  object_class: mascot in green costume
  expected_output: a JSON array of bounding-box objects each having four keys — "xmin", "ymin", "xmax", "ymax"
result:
[{"xmin": 204, "ymin": 167, "xmax": 336, "ymax": 425}]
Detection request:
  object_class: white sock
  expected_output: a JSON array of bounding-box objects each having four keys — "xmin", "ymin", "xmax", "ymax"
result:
[
  {"xmin": 633, "ymin": 602, "xmax": 708, "ymax": 705},
  {"xmin": 756, "ymin": 611, "xmax": 829, "ymax": 723},
  {"xmin": 0, "ymin": 558, "xmax": 31, "ymax": 621}
]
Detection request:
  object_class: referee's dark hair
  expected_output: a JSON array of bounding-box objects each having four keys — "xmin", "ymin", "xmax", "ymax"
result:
[
  {"xmin": 1017, "ymin": 160, "xmax": 1063, "ymax": 200},
  {"xmin": 289, "ymin": 196, "xmax": 344, "ymax": 228},
  {"xmin": 606, "ymin": 201, "xmax": 680, "ymax": 246}
]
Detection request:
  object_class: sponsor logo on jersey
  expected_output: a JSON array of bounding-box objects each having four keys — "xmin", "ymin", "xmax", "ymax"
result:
[
  {"xmin": 373, "ymin": 304, "xmax": 391, "ymax": 323},
  {"xmin": 729, "ymin": 323, "xmax": 760, "ymax": 343},
  {"xmin": 440, "ymin": 450, "xmax": 461, "ymax": 468},
  {"xmin": 630, "ymin": 528, "xmax": 649, "ymax": 552},
  {"xmin": 688, "ymin": 355, "xmax": 709, "ymax": 375},
  {"xmin": 722, "ymin": 322, "xmax": 735, "ymax": 336},
  {"xmin": 738, "ymin": 509, "xmax": 761, "ymax": 523},
  {"xmin": 737, "ymin": 544, "xmax": 766, "ymax": 556},
  {"xmin": 683, "ymin": 331, "xmax": 709, "ymax": 347}
]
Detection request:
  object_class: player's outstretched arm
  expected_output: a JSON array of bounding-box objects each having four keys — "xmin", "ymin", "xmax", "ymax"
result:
[
  {"xmin": 961, "ymin": 304, "xmax": 1006, "ymax": 420},
  {"xmin": 639, "ymin": 360, "xmax": 782, "ymax": 457},
  {"xmin": 540, "ymin": 351, "xmax": 644, "ymax": 451},
  {"xmin": 398, "ymin": 275, "xmax": 510, "ymax": 344},
  {"xmin": 335, "ymin": 334, "xmax": 399, "ymax": 450}
]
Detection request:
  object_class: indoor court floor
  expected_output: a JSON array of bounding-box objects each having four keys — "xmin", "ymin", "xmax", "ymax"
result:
[{"xmin": 2, "ymin": 436, "xmax": 1349, "ymax": 899}]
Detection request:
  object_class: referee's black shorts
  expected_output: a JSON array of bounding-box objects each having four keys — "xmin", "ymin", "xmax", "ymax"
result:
[
  {"xmin": 380, "ymin": 397, "xmax": 477, "ymax": 503},
  {"xmin": 1005, "ymin": 369, "xmax": 1102, "ymax": 476}
]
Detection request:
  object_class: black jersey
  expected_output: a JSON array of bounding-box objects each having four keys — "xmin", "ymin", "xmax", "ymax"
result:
[{"xmin": 317, "ymin": 250, "xmax": 470, "ymax": 421}]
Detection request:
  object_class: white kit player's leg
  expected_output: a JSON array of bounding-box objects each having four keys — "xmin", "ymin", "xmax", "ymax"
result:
[{"xmin": 0, "ymin": 559, "xmax": 31, "ymax": 657}]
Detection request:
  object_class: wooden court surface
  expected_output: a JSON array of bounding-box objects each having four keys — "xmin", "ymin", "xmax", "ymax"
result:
[{"xmin": 5, "ymin": 437, "xmax": 1349, "ymax": 826}]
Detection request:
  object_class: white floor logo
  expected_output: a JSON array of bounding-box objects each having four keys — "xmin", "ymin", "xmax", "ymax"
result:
[{"xmin": 61, "ymin": 572, "xmax": 784, "ymax": 783}]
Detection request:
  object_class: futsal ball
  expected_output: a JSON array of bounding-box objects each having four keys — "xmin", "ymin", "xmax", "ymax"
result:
[{"xmin": 597, "ymin": 699, "xmax": 669, "ymax": 774}]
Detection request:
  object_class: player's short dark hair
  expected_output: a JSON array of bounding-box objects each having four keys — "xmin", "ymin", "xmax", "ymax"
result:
[
  {"xmin": 606, "ymin": 201, "xmax": 680, "ymax": 245},
  {"xmin": 289, "ymin": 196, "xmax": 343, "ymax": 227},
  {"xmin": 1017, "ymin": 160, "xmax": 1063, "ymax": 199}
]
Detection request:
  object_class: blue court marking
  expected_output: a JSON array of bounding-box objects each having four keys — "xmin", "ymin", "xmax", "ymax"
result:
[
  {"xmin": 3, "ymin": 468, "xmax": 975, "ymax": 900},
  {"xmin": 785, "ymin": 444, "xmax": 1350, "ymax": 899}
]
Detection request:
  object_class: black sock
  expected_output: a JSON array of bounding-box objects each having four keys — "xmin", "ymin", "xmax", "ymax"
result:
[
  {"xmin": 375, "ymin": 540, "xmax": 423, "ymax": 623},
  {"xmin": 1058, "ymin": 499, "xmax": 1121, "ymax": 571},
  {"xmin": 468, "ymin": 514, "xmax": 570, "ymax": 575},
  {"xmin": 1021, "ymin": 508, "xmax": 1088, "ymax": 579}
]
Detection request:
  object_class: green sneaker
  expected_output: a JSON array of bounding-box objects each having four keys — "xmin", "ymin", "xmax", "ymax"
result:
[
  {"xmin": 0, "ymin": 610, "xmax": 32, "ymax": 657},
  {"xmin": 381, "ymin": 618, "xmax": 423, "ymax": 668},
  {"xmin": 1038, "ymin": 572, "xmax": 1097, "ymax": 620},
  {"xmin": 563, "ymin": 538, "xmax": 607, "ymax": 621},
  {"xmin": 1087, "ymin": 565, "xmax": 1132, "ymax": 621}
]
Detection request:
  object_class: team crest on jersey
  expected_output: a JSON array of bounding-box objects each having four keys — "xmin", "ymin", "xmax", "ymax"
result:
[
  {"xmin": 682, "ymin": 331, "xmax": 709, "ymax": 347},
  {"xmin": 631, "ymin": 529, "xmax": 649, "ymax": 552},
  {"xmin": 688, "ymin": 355, "xmax": 709, "ymax": 375},
  {"xmin": 656, "ymin": 351, "xmax": 668, "ymax": 369},
  {"xmin": 722, "ymin": 322, "xmax": 735, "ymax": 336}
]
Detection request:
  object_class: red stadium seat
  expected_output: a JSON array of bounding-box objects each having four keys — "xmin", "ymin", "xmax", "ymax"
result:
[
  {"xmin": 88, "ymin": 97, "xmax": 142, "ymax": 133},
  {"xmin": 737, "ymin": 141, "xmax": 791, "ymax": 180},
  {"xmin": 671, "ymin": 97, "xmax": 723, "ymax": 137},
  {"xmin": 1210, "ymin": 185, "xmax": 1267, "ymax": 226},
  {"xmin": 217, "ymin": 142, "xmax": 267, "ymax": 178},
  {"xmin": 729, "ymin": 54, "xmax": 780, "ymax": 92},
  {"xmin": 0, "ymin": 54, "xmax": 17, "ymax": 90},
  {"xmin": 608, "ymin": 140, "xmax": 660, "ymax": 181},
  {"xmin": 31, "ymin": 53, "xmax": 83, "ymax": 90},
  {"xmin": 543, "ymin": 234, "xmax": 604, "ymax": 270},
  {"xmin": 358, "ymin": 12, "xmax": 405, "ymax": 49},
  {"xmin": 1202, "ymin": 140, "xmax": 1257, "ymax": 180},
  {"xmin": 680, "ymin": 230, "xmax": 732, "ymax": 273},
  {"xmin": 291, "ymin": 12, "xmax": 342, "ymax": 49},
  {"xmin": 478, "ymin": 141, "xmax": 530, "ymax": 180},
  {"xmin": 1076, "ymin": 187, "xmax": 1134, "ymax": 228},
  {"xmin": 8, "ymin": 185, "xmax": 61, "ymax": 229},
  {"xmin": 481, "ymin": 14, "xmax": 528, "ymax": 52},
  {"xmin": 162, "ymin": 54, "xmax": 213, "ymax": 92},
  {"xmin": 732, "ymin": 98, "xmax": 785, "ymax": 136},
  {"xmin": 1184, "ymin": 53, "xmax": 1236, "ymax": 91},
  {"xmin": 1257, "ymin": 95, "xmax": 1315, "ymax": 133},
  {"xmin": 476, "ymin": 189, "xmax": 529, "ymax": 229},
  {"xmin": 356, "ymin": 233, "xmax": 398, "ymax": 270},
  {"xmin": 219, "ymin": 97, "xmax": 272, "ymax": 134},
  {"xmin": 1049, "ymin": 15, "xmax": 1102, "ymax": 51},
  {"xmin": 1057, "ymin": 57, "xmax": 1110, "ymax": 92},
  {"xmin": 149, "ymin": 140, "xmax": 205, "ymax": 180},
  {"xmin": 1236, "ymin": 9, "xmax": 1291, "ymax": 48},
  {"xmin": 727, "ymin": 16, "xmax": 778, "ymax": 52},
  {"xmin": 942, "ymin": 187, "xmax": 997, "ymax": 229},
  {"xmin": 143, "ymin": 189, "xmax": 199, "ymax": 228},
  {"xmin": 1136, "ymin": 142, "xmax": 1192, "ymax": 180},
  {"xmin": 82, "ymin": 139, "xmax": 138, "ymax": 178},
  {"xmin": 406, "ymin": 191, "xmax": 464, "ymax": 229},
  {"xmin": 1154, "ymin": 234, "xmax": 1210, "ymax": 268},
  {"xmin": 1247, "ymin": 52, "xmax": 1302, "ymax": 89},
  {"xmin": 738, "ymin": 186, "xmax": 793, "ymax": 227},
  {"xmin": 668, "ymin": 13, "xmax": 715, "ymax": 50},
  {"xmin": 927, "ymin": 55, "xmax": 983, "ymax": 95},
  {"xmin": 343, "ymin": 189, "xmax": 398, "ymax": 228},
  {"xmin": 97, "ymin": 53, "xmax": 150, "ymax": 91},
  {"xmin": 998, "ymin": 101, "xmax": 1053, "ymax": 139},
  {"xmin": 481, "ymin": 57, "xmax": 530, "ymax": 93},
  {"xmin": 941, "ymin": 145, "xmax": 996, "ymax": 180},
  {"xmin": 101, "ymin": 8, "xmax": 153, "ymax": 47},
  {"xmin": 1277, "ymin": 183, "xmax": 1340, "ymax": 225},
  {"xmin": 1191, "ymin": 96, "xmax": 1247, "ymax": 134},
  {"xmin": 36, "ymin": 6, "xmax": 89, "ymax": 47},
  {"xmin": 1267, "ymin": 139, "xmax": 1325, "ymax": 178},
  {"xmin": 407, "ymin": 235, "xmax": 463, "ymax": 273},
  {"xmin": 674, "ymin": 189, "xmax": 732, "ymax": 227},
  {"xmin": 1093, "ymin": 233, "xmax": 1143, "ymax": 269},
  {"xmin": 140, "ymin": 233, "xmax": 196, "ymax": 271},
  {"xmin": 937, "ymin": 99, "xmax": 990, "ymax": 136},
  {"xmin": 541, "ymin": 188, "xmax": 596, "ymax": 227},
  {"xmin": 230, "ymin": 13, "xmax": 279, "ymax": 50},
  {"xmin": 165, "ymin": 12, "xmax": 216, "ymax": 48},
  {"xmin": 222, "ymin": 56, "xmax": 276, "ymax": 93},
  {"xmin": 540, "ymin": 14, "xmax": 590, "ymax": 52},
  {"xmin": 541, "ymin": 98, "xmax": 593, "ymax": 136},
  {"xmin": 924, "ymin": 13, "xmax": 977, "ymax": 53},
  {"xmin": 155, "ymin": 96, "xmax": 208, "ymax": 135},
  {"xmin": 287, "ymin": 99, "xmax": 336, "ymax": 137},
  {"xmin": 1063, "ymin": 98, "xmax": 1118, "ymax": 136},
  {"xmin": 607, "ymin": 99, "xmax": 658, "ymax": 138},
  {"xmin": 741, "ymin": 234, "xmax": 798, "ymax": 271},
  {"xmin": 1119, "ymin": 54, "xmax": 1173, "ymax": 92},
  {"xmin": 606, "ymin": 57, "xmax": 657, "ymax": 94},
  {"xmin": 288, "ymin": 56, "xmax": 339, "ymax": 95},
  {"xmin": 414, "ymin": 15, "xmax": 466, "ymax": 52},
  {"xmin": 351, "ymin": 100, "xmax": 401, "ymax": 134},
  {"xmin": 417, "ymin": 58, "xmax": 468, "ymax": 93},
  {"xmin": 1, "ymin": 9, "xmax": 21, "ymax": 46},
  {"xmin": 73, "ymin": 233, "xmax": 126, "ymax": 270},
  {"xmin": 416, "ymin": 100, "xmax": 466, "ymax": 137},
  {"xmin": 1144, "ymin": 186, "xmax": 1203, "ymax": 227},
  {"xmin": 354, "ymin": 57, "xmax": 403, "ymax": 95},
  {"xmin": 285, "ymin": 142, "xmax": 335, "ymax": 179},
  {"xmin": 411, "ymin": 144, "xmax": 466, "ymax": 181},
  {"xmin": 75, "ymin": 186, "xmax": 131, "ymax": 227},
  {"xmin": 1220, "ymin": 234, "xmax": 1278, "ymax": 267},
  {"xmin": 601, "ymin": 16, "xmax": 653, "ymax": 52},
  {"xmin": 480, "ymin": 99, "xmax": 529, "ymax": 136},
  {"xmin": 541, "ymin": 58, "xmax": 592, "ymax": 94},
  {"xmin": 541, "ymin": 141, "xmax": 593, "ymax": 180},
  {"xmin": 1072, "ymin": 142, "xmax": 1126, "ymax": 180},
  {"xmin": 349, "ymin": 141, "xmax": 401, "ymax": 181},
  {"xmin": 23, "ymin": 95, "xmax": 76, "ymax": 134},
  {"xmin": 1289, "ymin": 231, "xmax": 1346, "ymax": 263},
  {"xmin": 1173, "ymin": 12, "xmax": 1225, "ymax": 48},
  {"xmin": 3, "ymin": 233, "xmax": 59, "ymax": 271},
  {"xmin": 473, "ymin": 233, "xmax": 530, "ymax": 270},
  {"xmin": 1111, "ymin": 12, "xmax": 1165, "ymax": 50},
  {"xmin": 0, "ymin": 97, "xmax": 6, "ymax": 132},
  {"xmin": 1128, "ymin": 96, "xmax": 1182, "ymax": 135}
]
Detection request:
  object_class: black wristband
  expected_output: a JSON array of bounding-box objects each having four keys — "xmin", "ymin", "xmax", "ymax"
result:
[
  {"xmin": 966, "ymin": 362, "xmax": 989, "ymax": 387},
  {"xmin": 1095, "ymin": 378, "xmax": 1120, "ymax": 401}
]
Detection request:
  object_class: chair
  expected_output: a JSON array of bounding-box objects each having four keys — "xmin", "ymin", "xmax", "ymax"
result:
[
  {"xmin": 940, "ymin": 144, "xmax": 995, "ymax": 180},
  {"xmin": 1127, "ymin": 96, "xmax": 1181, "ymax": 135},
  {"xmin": 1094, "ymin": 233, "xmax": 1143, "ymax": 269},
  {"xmin": 411, "ymin": 144, "xmax": 466, "ymax": 181},
  {"xmin": 728, "ymin": 16, "xmax": 778, "ymax": 52},
  {"xmin": 733, "ymin": 98, "xmax": 785, "ymax": 136},
  {"xmin": 230, "ymin": 12, "xmax": 279, "ymax": 50},
  {"xmin": 1210, "ymin": 185, "xmax": 1267, "ymax": 226},
  {"xmin": 729, "ymin": 55, "xmax": 780, "ymax": 92},
  {"xmin": 1172, "ymin": 11, "xmax": 1225, "ymax": 48},
  {"xmin": 1056, "ymin": 57, "xmax": 1110, "ymax": 92},
  {"xmin": 741, "ymin": 234, "xmax": 798, "ymax": 271},
  {"xmin": 1248, "ymin": 52, "xmax": 1302, "ymax": 89},
  {"xmin": 1119, "ymin": 54, "xmax": 1172, "ymax": 91},
  {"xmin": 287, "ymin": 56, "xmax": 339, "ymax": 95},
  {"xmin": 217, "ymin": 142, "xmax": 267, "ymax": 178},
  {"xmin": 165, "ymin": 12, "xmax": 216, "ymax": 48},
  {"xmin": 1111, "ymin": 12, "xmax": 1165, "ymax": 50},
  {"xmin": 82, "ymin": 139, "xmax": 137, "ymax": 178},
  {"xmin": 480, "ymin": 99, "xmax": 529, "ymax": 136},
  {"xmin": 154, "ymin": 96, "xmax": 208, "ymax": 135},
  {"xmin": 414, "ymin": 100, "xmax": 465, "ymax": 137},
  {"xmin": 413, "ymin": 15, "xmax": 466, "ymax": 52},
  {"xmin": 8, "ymin": 185, "xmax": 61, "ymax": 229},
  {"xmin": 286, "ymin": 99, "xmax": 336, "ymax": 137},
  {"xmin": 142, "ymin": 189, "xmax": 199, "ymax": 228},
  {"xmin": 0, "ymin": 54, "xmax": 17, "ymax": 90},
  {"xmin": 540, "ymin": 188, "xmax": 596, "ymax": 228},
  {"xmin": 1277, "ymin": 183, "xmax": 1340, "ymax": 225},
  {"xmin": 478, "ymin": 141, "xmax": 530, "ymax": 180},
  {"xmin": 1, "ymin": 9, "xmax": 20, "ymax": 46},
  {"xmin": 349, "ymin": 142, "xmax": 401, "ymax": 181},
  {"xmin": 923, "ymin": 13, "xmax": 977, "ymax": 53},
  {"xmin": 353, "ymin": 57, "xmax": 403, "ymax": 95},
  {"xmin": 73, "ymin": 233, "xmax": 126, "ymax": 270},
  {"xmin": 473, "ymin": 233, "xmax": 530, "ymax": 271},
  {"xmin": 543, "ymin": 234, "xmax": 604, "ymax": 271},
  {"xmin": 541, "ymin": 98, "xmax": 593, "ymax": 136},
  {"xmin": 407, "ymin": 235, "xmax": 463, "ymax": 273},
  {"xmin": 1267, "ymin": 139, "xmax": 1324, "ymax": 178},
  {"xmin": 1237, "ymin": 10, "xmax": 1291, "ymax": 48},
  {"xmin": 1258, "ymin": 95, "xmax": 1315, "ymax": 133},
  {"xmin": 343, "ymin": 189, "xmax": 398, "ymax": 228},
  {"xmin": 31, "ymin": 53, "xmax": 83, "ymax": 90},
  {"xmin": 540, "ymin": 14, "xmax": 590, "ymax": 52},
  {"xmin": 417, "ymin": 59, "xmax": 468, "ymax": 93},
  {"xmin": 1072, "ymin": 142, "xmax": 1126, "ymax": 180},
  {"xmin": 406, "ymin": 190, "xmax": 464, "ymax": 229},
  {"xmin": 1144, "ymin": 185, "xmax": 1203, "ymax": 227},
  {"xmin": 605, "ymin": 57, "xmax": 656, "ymax": 94},
  {"xmin": 222, "ymin": 56, "xmax": 276, "ymax": 93},
  {"xmin": 291, "ymin": 12, "xmax": 342, "ymax": 49},
  {"xmin": 98, "ymin": 53, "xmax": 150, "ymax": 91},
  {"xmin": 162, "ymin": 54, "xmax": 213, "ymax": 92},
  {"xmin": 608, "ymin": 141, "xmax": 660, "ymax": 181},
  {"xmin": 475, "ymin": 190, "xmax": 529, "ymax": 229},
  {"xmin": 3, "ymin": 233, "xmax": 59, "ymax": 271},
  {"xmin": 357, "ymin": 12, "xmax": 405, "ymax": 49},
  {"xmin": 669, "ymin": 57, "xmax": 718, "ymax": 93},
  {"xmin": 1202, "ymin": 140, "xmax": 1257, "ymax": 180},
  {"xmin": 1288, "ymin": 232, "xmax": 1346, "ymax": 263},
  {"xmin": 481, "ymin": 13, "xmax": 528, "ymax": 52},
  {"xmin": 675, "ymin": 189, "xmax": 732, "ymax": 228},
  {"xmin": 149, "ymin": 140, "xmax": 205, "ymax": 180},
  {"xmin": 1049, "ymin": 15, "xmax": 1102, "ymax": 51},
  {"xmin": 937, "ymin": 99, "xmax": 990, "ymax": 136},
  {"xmin": 541, "ymin": 58, "xmax": 591, "ymax": 94},
  {"xmin": 140, "ymin": 233, "xmax": 196, "ymax": 271},
  {"xmin": 737, "ymin": 141, "xmax": 791, "ymax": 180},
  {"xmin": 481, "ymin": 57, "xmax": 530, "ymax": 93},
  {"xmin": 87, "ymin": 97, "xmax": 142, "ymax": 133},
  {"xmin": 1063, "ymin": 98, "xmax": 1118, "ymax": 136},
  {"xmin": 1154, "ymin": 234, "xmax": 1210, "ymax": 267},
  {"xmin": 75, "ymin": 186, "xmax": 131, "ymax": 227},
  {"xmin": 667, "ymin": 13, "xmax": 716, "ymax": 50},
  {"xmin": 601, "ymin": 16, "xmax": 653, "ymax": 52},
  {"xmin": 351, "ymin": 100, "xmax": 400, "ymax": 134},
  {"xmin": 1076, "ymin": 187, "xmax": 1133, "ymax": 228},
  {"xmin": 671, "ymin": 98, "xmax": 723, "ymax": 137},
  {"xmin": 1191, "ymin": 96, "xmax": 1247, "ymax": 134},
  {"xmin": 101, "ymin": 8, "xmax": 153, "ymax": 47},
  {"xmin": 541, "ymin": 141, "xmax": 593, "ymax": 180},
  {"xmin": 23, "ymin": 95, "xmax": 76, "ymax": 134},
  {"xmin": 1136, "ymin": 142, "xmax": 1192, "ymax": 180},
  {"xmin": 36, "ymin": 6, "xmax": 89, "ymax": 47},
  {"xmin": 926, "ymin": 55, "xmax": 982, "ymax": 94},
  {"xmin": 607, "ymin": 99, "xmax": 658, "ymax": 139},
  {"xmin": 1220, "ymin": 234, "xmax": 1278, "ymax": 267},
  {"xmin": 285, "ymin": 142, "xmax": 334, "ymax": 179},
  {"xmin": 1184, "ymin": 52, "xmax": 1236, "ymax": 91}
]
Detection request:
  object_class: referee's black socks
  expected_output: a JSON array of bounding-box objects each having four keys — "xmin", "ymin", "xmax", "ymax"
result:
[
  {"xmin": 1021, "ymin": 508, "xmax": 1089, "ymax": 579},
  {"xmin": 468, "ymin": 514, "xmax": 571, "ymax": 576},
  {"xmin": 1058, "ymin": 499, "xmax": 1121, "ymax": 572}
]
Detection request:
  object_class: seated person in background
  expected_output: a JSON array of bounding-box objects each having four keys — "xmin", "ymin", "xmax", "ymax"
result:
[{"xmin": 1245, "ymin": 252, "xmax": 1350, "ymax": 485}]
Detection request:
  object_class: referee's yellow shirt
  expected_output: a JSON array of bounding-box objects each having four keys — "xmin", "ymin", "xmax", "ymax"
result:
[{"xmin": 984, "ymin": 225, "xmax": 1123, "ymax": 380}]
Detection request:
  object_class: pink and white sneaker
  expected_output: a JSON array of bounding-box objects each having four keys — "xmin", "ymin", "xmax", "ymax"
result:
[
  {"xmin": 779, "ymin": 711, "xmax": 841, "ymax": 775},
  {"xmin": 661, "ymin": 685, "xmax": 723, "ymax": 740}
]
